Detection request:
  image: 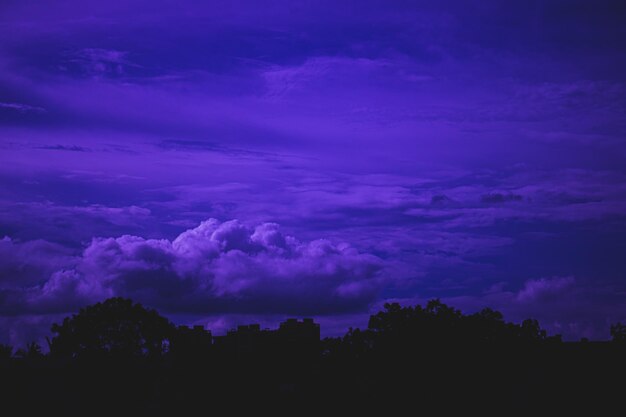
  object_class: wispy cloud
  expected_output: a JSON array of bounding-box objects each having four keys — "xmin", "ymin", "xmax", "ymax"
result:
[{"xmin": 0, "ymin": 102, "xmax": 46, "ymax": 113}]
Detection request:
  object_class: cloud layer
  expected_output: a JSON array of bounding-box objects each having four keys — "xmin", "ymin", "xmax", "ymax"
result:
[
  {"xmin": 1, "ymin": 219, "xmax": 384, "ymax": 317},
  {"xmin": 1, "ymin": 1, "xmax": 626, "ymax": 343}
]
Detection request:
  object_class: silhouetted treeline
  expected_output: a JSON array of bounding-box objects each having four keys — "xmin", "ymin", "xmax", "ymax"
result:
[{"xmin": 1, "ymin": 297, "xmax": 625, "ymax": 414}]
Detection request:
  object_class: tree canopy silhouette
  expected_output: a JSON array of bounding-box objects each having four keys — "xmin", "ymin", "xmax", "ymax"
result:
[
  {"xmin": 1, "ymin": 297, "xmax": 625, "ymax": 414},
  {"xmin": 318, "ymin": 299, "xmax": 561, "ymax": 374},
  {"xmin": 362, "ymin": 299, "xmax": 553, "ymax": 346},
  {"xmin": 611, "ymin": 322, "xmax": 626, "ymax": 342},
  {"xmin": 49, "ymin": 297, "xmax": 175, "ymax": 358}
]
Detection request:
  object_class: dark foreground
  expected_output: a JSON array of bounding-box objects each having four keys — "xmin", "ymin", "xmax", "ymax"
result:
[{"xmin": 1, "ymin": 298, "xmax": 625, "ymax": 414}]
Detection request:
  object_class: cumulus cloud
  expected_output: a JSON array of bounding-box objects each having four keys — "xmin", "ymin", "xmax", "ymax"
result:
[
  {"xmin": 3, "ymin": 219, "xmax": 384, "ymax": 316},
  {"xmin": 0, "ymin": 237, "xmax": 76, "ymax": 287},
  {"xmin": 516, "ymin": 276, "xmax": 575, "ymax": 303}
]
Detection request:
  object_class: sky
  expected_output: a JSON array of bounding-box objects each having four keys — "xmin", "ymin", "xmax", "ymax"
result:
[{"xmin": 1, "ymin": 0, "xmax": 626, "ymax": 345}]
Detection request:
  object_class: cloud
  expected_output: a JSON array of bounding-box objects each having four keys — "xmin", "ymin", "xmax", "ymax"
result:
[
  {"xmin": 3, "ymin": 219, "xmax": 384, "ymax": 316},
  {"xmin": 381, "ymin": 275, "xmax": 623, "ymax": 340},
  {"xmin": 481, "ymin": 192, "xmax": 524, "ymax": 204},
  {"xmin": 0, "ymin": 201, "xmax": 152, "ymax": 242},
  {"xmin": 0, "ymin": 102, "xmax": 46, "ymax": 113},
  {"xmin": 66, "ymin": 48, "xmax": 132, "ymax": 78},
  {"xmin": 516, "ymin": 276, "xmax": 575, "ymax": 303},
  {"xmin": 1, "ymin": 0, "xmax": 626, "ymax": 346},
  {"xmin": 262, "ymin": 56, "xmax": 392, "ymax": 99},
  {"xmin": 0, "ymin": 237, "xmax": 76, "ymax": 288},
  {"xmin": 35, "ymin": 144, "xmax": 90, "ymax": 152}
]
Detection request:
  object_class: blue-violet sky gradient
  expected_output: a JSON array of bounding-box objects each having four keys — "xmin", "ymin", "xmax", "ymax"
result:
[{"xmin": 1, "ymin": 0, "xmax": 626, "ymax": 345}]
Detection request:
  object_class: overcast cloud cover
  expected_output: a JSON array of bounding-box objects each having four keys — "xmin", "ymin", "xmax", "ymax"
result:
[{"xmin": 1, "ymin": 0, "xmax": 626, "ymax": 345}]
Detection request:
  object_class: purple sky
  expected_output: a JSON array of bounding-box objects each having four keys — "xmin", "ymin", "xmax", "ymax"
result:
[{"xmin": 1, "ymin": 0, "xmax": 626, "ymax": 345}]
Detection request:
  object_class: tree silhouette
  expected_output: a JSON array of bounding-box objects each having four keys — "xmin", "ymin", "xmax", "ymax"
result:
[
  {"xmin": 360, "ymin": 299, "xmax": 554, "ymax": 350},
  {"xmin": 1, "ymin": 296, "xmax": 624, "ymax": 413},
  {"xmin": 520, "ymin": 318, "xmax": 547, "ymax": 340},
  {"xmin": 610, "ymin": 322, "xmax": 626, "ymax": 342},
  {"xmin": 0, "ymin": 344, "xmax": 12, "ymax": 362},
  {"xmin": 15, "ymin": 342, "xmax": 43, "ymax": 360},
  {"xmin": 49, "ymin": 297, "xmax": 175, "ymax": 358}
]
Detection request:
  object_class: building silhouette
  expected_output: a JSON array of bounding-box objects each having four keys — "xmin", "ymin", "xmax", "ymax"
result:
[{"xmin": 212, "ymin": 318, "xmax": 320, "ymax": 362}]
